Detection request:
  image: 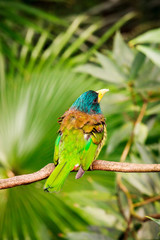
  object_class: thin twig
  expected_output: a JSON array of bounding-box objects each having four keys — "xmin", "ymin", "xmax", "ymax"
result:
[
  {"xmin": 124, "ymin": 216, "xmax": 132, "ymax": 240},
  {"xmin": 133, "ymin": 195, "xmax": 160, "ymax": 208},
  {"xmin": 134, "ymin": 101, "xmax": 147, "ymax": 126},
  {"xmin": 117, "ymin": 187, "xmax": 128, "ymax": 221},
  {"xmin": 116, "ymin": 101, "xmax": 148, "ymax": 237},
  {"xmin": 132, "ymin": 212, "xmax": 160, "ymax": 222}
]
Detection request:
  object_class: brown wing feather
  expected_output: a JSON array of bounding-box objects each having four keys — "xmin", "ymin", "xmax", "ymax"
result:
[
  {"xmin": 94, "ymin": 124, "xmax": 107, "ymax": 160},
  {"xmin": 58, "ymin": 109, "xmax": 107, "ymax": 163}
]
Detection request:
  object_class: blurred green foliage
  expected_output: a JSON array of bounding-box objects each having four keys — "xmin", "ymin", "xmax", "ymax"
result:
[{"xmin": 0, "ymin": 0, "xmax": 160, "ymax": 239}]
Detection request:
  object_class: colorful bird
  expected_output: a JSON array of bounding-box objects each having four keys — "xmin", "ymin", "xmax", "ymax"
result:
[{"xmin": 44, "ymin": 89, "xmax": 109, "ymax": 192}]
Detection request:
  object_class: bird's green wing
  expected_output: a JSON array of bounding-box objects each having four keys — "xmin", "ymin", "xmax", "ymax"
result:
[
  {"xmin": 53, "ymin": 134, "xmax": 61, "ymax": 165},
  {"xmin": 94, "ymin": 125, "xmax": 107, "ymax": 160},
  {"xmin": 80, "ymin": 123, "xmax": 106, "ymax": 171},
  {"xmin": 80, "ymin": 137, "xmax": 97, "ymax": 171}
]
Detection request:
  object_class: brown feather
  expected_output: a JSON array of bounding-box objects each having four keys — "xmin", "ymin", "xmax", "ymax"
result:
[
  {"xmin": 58, "ymin": 109, "xmax": 106, "ymax": 172},
  {"xmin": 59, "ymin": 109, "xmax": 105, "ymax": 132}
]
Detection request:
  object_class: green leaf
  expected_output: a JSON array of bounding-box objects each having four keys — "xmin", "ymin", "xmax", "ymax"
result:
[
  {"xmin": 82, "ymin": 206, "xmax": 113, "ymax": 225},
  {"xmin": 90, "ymin": 12, "xmax": 136, "ymax": 54},
  {"xmin": 130, "ymin": 28, "xmax": 160, "ymax": 46},
  {"xmin": 147, "ymin": 104, "xmax": 160, "ymax": 115},
  {"xmin": 20, "ymin": 28, "xmax": 35, "ymax": 67},
  {"xmin": 134, "ymin": 123, "xmax": 148, "ymax": 144},
  {"xmin": 0, "ymin": 1, "xmax": 66, "ymax": 26},
  {"xmin": 0, "ymin": 41, "xmax": 25, "ymax": 74},
  {"xmin": 107, "ymin": 122, "xmax": 132, "ymax": 154},
  {"xmin": 135, "ymin": 142, "xmax": 155, "ymax": 164},
  {"xmin": 69, "ymin": 12, "xmax": 136, "ymax": 66},
  {"xmin": 76, "ymin": 51, "xmax": 127, "ymax": 85},
  {"xmin": 123, "ymin": 173, "xmax": 154, "ymax": 196},
  {"xmin": 129, "ymin": 52, "xmax": 146, "ymax": 80},
  {"xmin": 67, "ymin": 232, "xmax": 108, "ymax": 240},
  {"xmin": 136, "ymin": 45, "xmax": 160, "ymax": 67},
  {"xmin": 39, "ymin": 15, "xmax": 87, "ymax": 67},
  {"xmin": 147, "ymin": 216, "xmax": 160, "ymax": 225},
  {"xmin": 0, "ymin": 22, "xmax": 27, "ymax": 46},
  {"xmin": 96, "ymin": 52, "xmax": 127, "ymax": 82},
  {"xmin": 26, "ymin": 31, "xmax": 49, "ymax": 72},
  {"xmin": 0, "ymin": 9, "xmax": 50, "ymax": 35},
  {"xmin": 113, "ymin": 31, "xmax": 134, "ymax": 68},
  {"xmin": 134, "ymin": 59, "xmax": 160, "ymax": 92},
  {"xmin": 61, "ymin": 22, "xmax": 100, "ymax": 60},
  {"xmin": 75, "ymin": 63, "xmax": 124, "ymax": 85},
  {"xmin": 0, "ymin": 41, "xmax": 5, "ymax": 92}
]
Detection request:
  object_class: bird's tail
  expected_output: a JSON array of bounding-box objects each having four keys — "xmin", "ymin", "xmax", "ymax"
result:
[{"xmin": 44, "ymin": 162, "xmax": 70, "ymax": 192}]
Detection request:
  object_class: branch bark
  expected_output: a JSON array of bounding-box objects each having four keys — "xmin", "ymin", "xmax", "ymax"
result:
[
  {"xmin": 0, "ymin": 163, "xmax": 55, "ymax": 190},
  {"xmin": 1, "ymin": 160, "xmax": 160, "ymax": 190}
]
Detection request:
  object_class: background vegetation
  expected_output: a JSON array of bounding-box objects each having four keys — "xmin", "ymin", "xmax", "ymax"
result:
[{"xmin": 0, "ymin": 0, "xmax": 160, "ymax": 239}]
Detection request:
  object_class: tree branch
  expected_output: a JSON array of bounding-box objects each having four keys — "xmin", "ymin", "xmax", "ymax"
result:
[
  {"xmin": 1, "ymin": 160, "xmax": 160, "ymax": 190},
  {"xmin": 0, "ymin": 163, "xmax": 55, "ymax": 190}
]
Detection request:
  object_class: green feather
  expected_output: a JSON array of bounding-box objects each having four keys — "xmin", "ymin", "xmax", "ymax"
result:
[
  {"xmin": 44, "ymin": 95, "xmax": 107, "ymax": 193},
  {"xmin": 44, "ymin": 129, "xmax": 83, "ymax": 192},
  {"xmin": 81, "ymin": 134, "xmax": 100, "ymax": 171},
  {"xmin": 53, "ymin": 134, "xmax": 61, "ymax": 165},
  {"xmin": 44, "ymin": 126, "xmax": 105, "ymax": 192},
  {"xmin": 44, "ymin": 161, "xmax": 69, "ymax": 192}
]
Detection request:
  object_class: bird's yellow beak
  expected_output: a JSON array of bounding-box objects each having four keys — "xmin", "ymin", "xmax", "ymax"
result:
[{"xmin": 96, "ymin": 89, "xmax": 109, "ymax": 103}]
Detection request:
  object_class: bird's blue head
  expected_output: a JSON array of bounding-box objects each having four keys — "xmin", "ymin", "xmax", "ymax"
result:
[{"xmin": 70, "ymin": 89, "xmax": 109, "ymax": 115}]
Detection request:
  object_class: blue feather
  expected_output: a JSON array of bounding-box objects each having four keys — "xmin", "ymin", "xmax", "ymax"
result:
[{"xmin": 70, "ymin": 90, "xmax": 102, "ymax": 114}]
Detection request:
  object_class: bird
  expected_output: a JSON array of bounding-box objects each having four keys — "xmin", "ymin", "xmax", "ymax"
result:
[{"xmin": 44, "ymin": 89, "xmax": 109, "ymax": 192}]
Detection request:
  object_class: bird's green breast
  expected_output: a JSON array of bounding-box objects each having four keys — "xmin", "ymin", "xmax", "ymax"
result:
[{"xmin": 57, "ymin": 109, "xmax": 106, "ymax": 170}]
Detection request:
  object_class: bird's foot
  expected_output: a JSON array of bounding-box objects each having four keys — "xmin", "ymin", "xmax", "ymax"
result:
[{"xmin": 75, "ymin": 166, "xmax": 85, "ymax": 179}]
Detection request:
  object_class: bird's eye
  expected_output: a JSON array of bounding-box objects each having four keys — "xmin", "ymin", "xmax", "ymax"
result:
[{"xmin": 93, "ymin": 98, "xmax": 98, "ymax": 104}]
